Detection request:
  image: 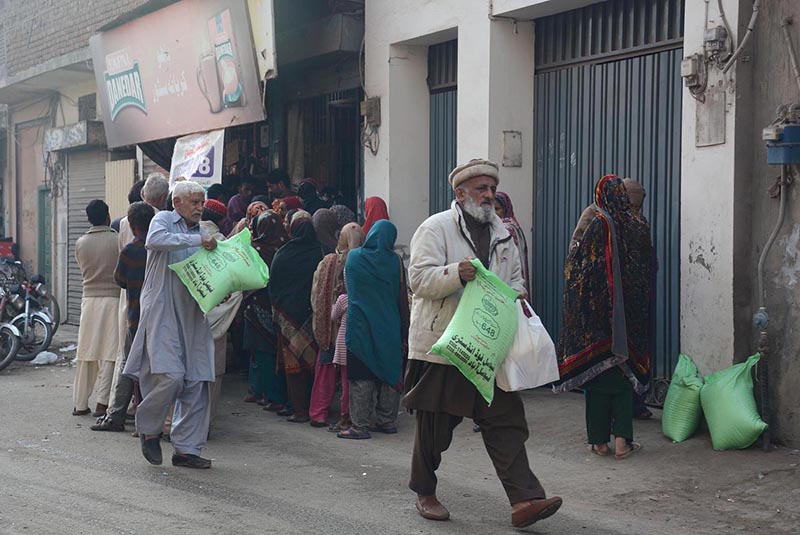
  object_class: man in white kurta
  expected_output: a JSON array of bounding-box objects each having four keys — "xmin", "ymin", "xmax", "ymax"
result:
[
  {"xmin": 124, "ymin": 181, "xmax": 217, "ymax": 468},
  {"xmin": 73, "ymin": 200, "xmax": 120, "ymax": 417},
  {"xmin": 107, "ymin": 173, "xmax": 168, "ymax": 414}
]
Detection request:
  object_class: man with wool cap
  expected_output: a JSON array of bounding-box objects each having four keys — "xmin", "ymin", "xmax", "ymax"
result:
[{"xmin": 404, "ymin": 159, "xmax": 562, "ymax": 528}]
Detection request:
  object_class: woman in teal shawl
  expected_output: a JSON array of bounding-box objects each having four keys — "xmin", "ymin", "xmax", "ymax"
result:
[{"xmin": 340, "ymin": 220, "xmax": 410, "ymax": 439}]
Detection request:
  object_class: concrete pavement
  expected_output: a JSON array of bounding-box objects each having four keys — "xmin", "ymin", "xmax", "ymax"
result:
[{"xmin": 0, "ymin": 326, "xmax": 797, "ymax": 535}]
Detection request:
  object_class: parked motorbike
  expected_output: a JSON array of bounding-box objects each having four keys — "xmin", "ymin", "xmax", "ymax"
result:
[
  {"xmin": 5, "ymin": 281, "xmax": 54, "ymax": 360},
  {"xmin": 30, "ymin": 274, "xmax": 61, "ymax": 334},
  {"xmin": 0, "ymin": 288, "xmax": 21, "ymax": 372},
  {"xmin": 0, "ymin": 259, "xmax": 61, "ymax": 334}
]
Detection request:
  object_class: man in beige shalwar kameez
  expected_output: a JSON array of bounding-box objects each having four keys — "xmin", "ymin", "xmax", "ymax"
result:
[{"xmin": 72, "ymin": 200, "xmax": 120, "ymax": 417}]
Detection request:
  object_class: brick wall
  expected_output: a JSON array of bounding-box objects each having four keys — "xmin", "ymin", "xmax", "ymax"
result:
[{"xmin": 0, "ymin": 0, "xmax": 156, "ymax": 78}]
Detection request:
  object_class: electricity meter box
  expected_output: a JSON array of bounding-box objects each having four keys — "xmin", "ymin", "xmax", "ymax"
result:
[{"xmin": 766, "ymin": 124, "xmax": 800, "ymax": 165}]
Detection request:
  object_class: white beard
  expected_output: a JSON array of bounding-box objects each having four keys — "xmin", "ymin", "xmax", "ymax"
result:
[{"xmin": 462, "ymin": 197, "xmax": 494, "ymax": 224}]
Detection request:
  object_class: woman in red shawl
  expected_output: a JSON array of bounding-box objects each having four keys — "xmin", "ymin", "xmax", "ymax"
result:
[{"xmin": 362, "ymin": 196, "xmax": 389, "ymax": 235}]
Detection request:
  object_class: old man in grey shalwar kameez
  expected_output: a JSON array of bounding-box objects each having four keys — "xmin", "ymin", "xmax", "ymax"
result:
[{"xmin": 124, "ymin": 181, "xmax": 217, "ymax": 468}]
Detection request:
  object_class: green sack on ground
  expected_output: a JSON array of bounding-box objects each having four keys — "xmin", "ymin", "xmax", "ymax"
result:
[
  {"xmin": 431, "ymin": 259, "xmax": 519, "ymax": 404},
  {"xmin": 170, "ymin": 228, "xmax": 269, "ymax": 315},
  {"xmin": 700, "ymin": 353, "xmax": 768, "ymax": 450},
  {"xmin": 662, "ymin": 354, "xmax": 704, "ymax": 443}
]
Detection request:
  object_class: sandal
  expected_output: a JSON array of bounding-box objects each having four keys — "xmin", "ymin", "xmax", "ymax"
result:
[
  {"xmin": 589, "ymin": 444, "xmax": 611, "ymax": 457},
  {"xmin": 328, "ymin": 417, "xmax": 351, "ymax": 433},
  {"xmin": 337, "ymin": 427, "xmax": 371, "ymax": 440},
  {"xmin": 615, "ymin": 442, "xmax": 642, "ymax": 459}
]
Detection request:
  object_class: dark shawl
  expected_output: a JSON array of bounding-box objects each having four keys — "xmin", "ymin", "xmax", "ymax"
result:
[
  {"xmin": 330, "ymin": 204, "xmax": 356, "ymax": 228},
  {"xmin": 312, "ymin": 208, "xmax": 340, "ymax": 252},
  {"xmin": 243, "ymin": 211, "xmax": 288, "ymax": 343},
  {"xmin": 555, "ymin": 175, "xmax": 652, "ymax": 394},
  {"xmin": 269, "ymin": 219, "xmax": 327, "ymax": 372},
  {"xmin": 345, "ymin": 220, "xmax": 407, "ymax": 389},
  {"xmin": 298, "ymin": 182, "xmax": 329, "ymax": 215}
]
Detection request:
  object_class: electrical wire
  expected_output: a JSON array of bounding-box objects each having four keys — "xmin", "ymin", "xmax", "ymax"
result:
[
  {"xmin": 716, "ymin": 0, "xmax": 734, "ymax": 58},
  {"xmin": 723, "ymin": 0, "xmax": 761, "ymax": 74},
  {"xmin": 781, "ymin": 17, "xmax": 800, "ymax": 95}
]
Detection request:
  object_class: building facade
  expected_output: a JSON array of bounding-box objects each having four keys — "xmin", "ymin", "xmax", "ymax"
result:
[{"xmin": 363, "ymin": 0, "xmax": 800, "ymax": 447}]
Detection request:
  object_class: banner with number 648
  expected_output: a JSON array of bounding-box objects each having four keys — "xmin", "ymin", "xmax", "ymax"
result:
[{"xmin": 169, "ymin": 129, "xmax": 224, "ymax": 190}]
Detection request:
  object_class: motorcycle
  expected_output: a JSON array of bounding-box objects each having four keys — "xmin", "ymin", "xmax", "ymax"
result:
[
  {"xmin": 0, "ymin": 259, "xmax": 61, "ymax": 334},
  {"xmin": 5, "ymin": 281, "xmax": 54, "ymax": 361},
  {"xmin": 0, "ymin": 287, "xmax": 22, "ymax": 372}
]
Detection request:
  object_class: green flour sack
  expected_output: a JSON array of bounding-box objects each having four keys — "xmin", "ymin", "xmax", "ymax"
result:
[
  {"xmin": 431, "ymin": 259, "xmax": 519, "ymax": 404},
  {"xmin": 700, "ymin": 353, "xmax": 768, "ymax": 450},
  {"xmin": 662, "ymin": 354, "xmax": 704, "ymax": 443},
  {"xmin": 170, "ymin": 228, "xmax": 269, "ymax": 314}
]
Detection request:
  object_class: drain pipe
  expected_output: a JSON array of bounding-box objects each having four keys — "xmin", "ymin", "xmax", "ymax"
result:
[{"xmin": 754, "ymin": 165, "xmax": 790, "ymax": 451}]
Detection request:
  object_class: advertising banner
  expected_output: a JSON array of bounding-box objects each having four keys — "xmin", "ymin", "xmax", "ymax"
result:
[
  {"xmin": 90, "ymin": 0, "xmax": 265, "ymax": 148},
  {"xmin": 169, "ymin": 129, "xmax": 225, "ymax": 189}
]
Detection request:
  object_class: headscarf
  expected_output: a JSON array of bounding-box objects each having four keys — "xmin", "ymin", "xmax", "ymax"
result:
[
  {"xmin": 623, "ymin": 178, "xmax": 646, "ymax": 210},
  {"xmin": 495, "ymin": 192, "xmax": 530, "ymax": 297},
  {"xmin": 555, "ymin": 175, "xmax": 652, "ymax": 394},
  {"xmin": 311, "ymin": 223, "xmax": 366, "ymax": 350},
  {"xmin": 337, "ymin": 222, "xmax": 365, "ymax": 253},
  {"xmin": 330, "ymin": 204, "xmax": 356, "ymax": 229},
  {"xmin": 269, "ymin": 219, "xmax": 327, "ymax": 373},
  {"xmin": 345, "ymin": 220, "xmax": 404, "ymax": 389},
  {"xmin": 247, "ymin": 201, "xmax": 269, "ymax": 220},
  {"xmin": 298, "ymin": 182, "xmax": 329, "ymax": 215},
  {"xmin": 362, "ymin": 196, "xmax": 389, "ymax": 235},
  {"xmin": 312, "ymin": 208, "xmax": 340, "ymax": 252},
  {"xmin": 289, "ymin": 210, "xmax": 312, "ymax": 235},
  {"xmin": 250, "ymin": 210, "xmax": 289, "ymax": 267}
]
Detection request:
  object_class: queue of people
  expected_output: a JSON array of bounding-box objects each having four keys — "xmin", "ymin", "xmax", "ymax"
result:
[{"xmin": 70, "ymin": 159, "xmax": 656, "ymax": 529}]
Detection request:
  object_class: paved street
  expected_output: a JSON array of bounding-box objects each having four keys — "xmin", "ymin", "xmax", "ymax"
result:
[{"xmin": 0, "ymin": 327, "xmax": 798, "ymax": 535}]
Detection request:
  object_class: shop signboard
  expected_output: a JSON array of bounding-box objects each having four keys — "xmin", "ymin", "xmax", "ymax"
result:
[
  {"xmin": 90, "ymin": 0, "xmax": 265, "ymax": 148},
  {"xmin": 169, "ymin": 129, "xmax": 225, "ymax": 189}
]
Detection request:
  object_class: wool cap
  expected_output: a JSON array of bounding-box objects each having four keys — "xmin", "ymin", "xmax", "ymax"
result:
[
  {"xmin": 448, "ymin": 159, "xmax": 500, "ymax": 189},
  {"xmin": 204, "ymin": 198, "xmax": 227, "ymax": 217},
  {"xmin": 622, "ymin": 177, "xmax": 645, "ymax": 208}
]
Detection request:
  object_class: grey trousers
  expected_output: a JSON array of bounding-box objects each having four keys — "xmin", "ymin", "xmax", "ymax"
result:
[
  {"xmin": 348, "ymin": 379, "xmax": 400, "ymax": 429},
  {"xmin": 107, "ymin": 329, "xmax": 135, "ymax": 424},
  {"xmin": 135, "ymin": 359, "xmax": 211, "ymax": 456}
]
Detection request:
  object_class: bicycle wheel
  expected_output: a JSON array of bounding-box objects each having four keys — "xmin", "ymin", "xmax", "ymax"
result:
[
  {"xmin": 13, "ymin": 316, "xmax": 53, "ymax": 361},
  {"xmin": 0, "ymin": 325, "xmax": 20, "ymax": 372}
]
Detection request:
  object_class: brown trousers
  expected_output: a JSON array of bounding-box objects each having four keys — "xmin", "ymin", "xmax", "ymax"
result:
[{"xmin": 409, "ymin": 388, "xmax": 546, "ymax": 505}]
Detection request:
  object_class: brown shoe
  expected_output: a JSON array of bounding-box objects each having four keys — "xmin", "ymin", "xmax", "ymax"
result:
[
  {"xmin": 72, "ymin": 407, "xmax": 91, "ymax": 416},
  {"xmin": 415, "ymin": 495, "xmax": 450, "ymax": 521},
  {"xmin": 92, "ymin": 403, "xmax": 108, "ymax": 418},
  {"xmin": 511, "ymin": 497, "xmax": 562, "ymax": 528}
]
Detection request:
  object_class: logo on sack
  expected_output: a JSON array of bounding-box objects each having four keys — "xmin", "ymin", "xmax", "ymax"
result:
[
  {"xmin": 482, "ymin": 295, "xmax": 499, "ymax": 316},
  {"xmin": 209, "ymin": 255, "xmax": 227, "ymax": 273},
  {"xmin": 472, "ymin": 309, "xmax": 500, "ymax": 340},
  {"xmin": 223, "ymin": 251, "xmax": 238, "ymax": 263},
  {"xmin": 104, "ymin": 50, "xmax": 147, "ymax": 121}
]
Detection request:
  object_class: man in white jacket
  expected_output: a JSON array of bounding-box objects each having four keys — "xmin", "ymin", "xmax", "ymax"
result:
[{"xmin": 404, "ymin": 159, "xmax": 562, "ymax": 529}]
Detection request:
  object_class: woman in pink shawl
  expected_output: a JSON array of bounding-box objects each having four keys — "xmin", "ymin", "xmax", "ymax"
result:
[{"xmin": 495, "ymin": 192, "xmax": 530, "ymax": 298}]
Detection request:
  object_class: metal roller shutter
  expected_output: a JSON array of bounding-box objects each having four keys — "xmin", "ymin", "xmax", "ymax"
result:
[
  {"xmin": 428, "ymin": 40, "xmax": 457, "ymax": 215},
  {"xmin": 532, "ymin": 0, "xmax": 684, "ymax": 400},
  {"xmin": 66, "ymin": 150, "xmax": 107, "ymax": 324}
]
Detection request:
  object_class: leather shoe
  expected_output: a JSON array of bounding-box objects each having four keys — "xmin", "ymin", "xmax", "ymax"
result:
[
  {"xmin": 262, "ymin": 402, "xmax": 285, "ymax": 412},
  {"xmin": 92, "ymin": 403, "xmax": 108, "ymax": 418},
  {"xmin": 72, "ymin": 408, "xmax": 91, "ymax": 416},
  {"xmin": 172, "ymin": 453, "xmax": 211, "ymax": 469},
  {"xmin": 511, "ymin": 497, "xmax": 563, "ymax": 528},
  {"xmin": 90, "ymin": 417, "xmax": 125, "ymax": 432},
  {"xmin": 140, "ymin": 434, "xmax": 163, "ymax": 465},
  {"xmin": 287, "ymin": 414, "xmax": 310, "ymax": 423},
  {"xmin": 415, "ymin": 495, "xmax": 450, "ymax": 521},
  {"xmin": 276, "ymin": 407, "xmax": 293, "ymax": 417}
]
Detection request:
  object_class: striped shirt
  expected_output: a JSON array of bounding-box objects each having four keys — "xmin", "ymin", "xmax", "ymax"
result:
[
  {"xmin": 331, "ymin": 293, "xmax": 348, "ymax": 366},
  {"xmin": 114, "ymin": 238, "xmax": 147, "ymax": 332}
]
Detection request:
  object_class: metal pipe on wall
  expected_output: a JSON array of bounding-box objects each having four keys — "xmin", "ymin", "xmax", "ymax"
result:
[{"xmin": 781, "ymin": 17, "xmax": 800, "ymax": 95}]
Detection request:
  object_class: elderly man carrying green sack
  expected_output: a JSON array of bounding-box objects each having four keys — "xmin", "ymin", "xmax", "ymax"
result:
[
  {"xmin": 404, "ymin": 158, "xmax": 562, "ymax": 529},
  {"xmin": 123, "ymin": 181, "xmax": 218, "ymax": 469}
]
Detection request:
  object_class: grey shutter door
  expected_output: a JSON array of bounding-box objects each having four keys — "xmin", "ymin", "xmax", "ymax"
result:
[
  {"xmin": 428, "ymin": 40, "xmax": 457, "ymax": 215},
  {"xmin": 67, "ymin": 150, "xmax": 107, "ymax": 324},
  {"xmin": 532, "ymin": 0, "xmax": 683, "ymax": 393}
]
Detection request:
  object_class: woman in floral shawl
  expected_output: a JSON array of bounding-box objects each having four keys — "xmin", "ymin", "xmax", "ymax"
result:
[
  {"xmin": 556, "ymin": 175, "xmax": 651, "ymax": 459},
  {"xmin": 243, "ymin": 211, "xmax": 290, "ymax": 411},
  {"xmin": 494, "ymin": 191, "xmax": 530, "ymax": 297},
  {"xmin": 269, "ymin": 214, "xmax": 328, "ymax": 422},
  {"xmin": 309, "ymin": 223, "xmax": 365, "ymax": 430}
]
